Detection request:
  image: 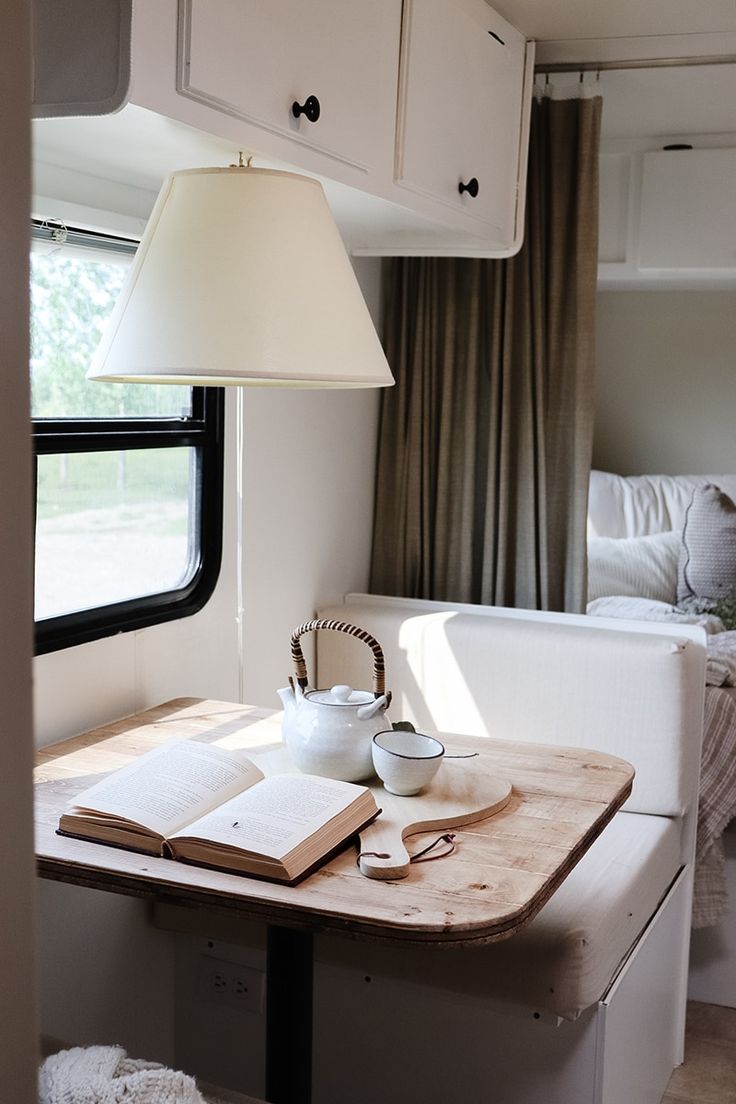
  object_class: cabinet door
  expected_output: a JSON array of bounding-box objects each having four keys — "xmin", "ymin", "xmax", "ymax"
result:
[
  {"xmin": 638, "ymin": 148, "xmax": 736, "ymax": 269},
  {"xmin": 396, "ymin": 0, "xmax": 526, "ymax": 234},
  {"xmin": 178, "ymin": 0, "xmax": 401, "ymax": 175}
]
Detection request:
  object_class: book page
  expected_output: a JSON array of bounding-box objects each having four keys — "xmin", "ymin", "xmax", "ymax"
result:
[
  {"xmin": 170, "ymin": 773, "xmax": 364, "ymax": 860},
  {"xmin": 69, "ymin": 740, "xmax": 264, "ymax": 837}
]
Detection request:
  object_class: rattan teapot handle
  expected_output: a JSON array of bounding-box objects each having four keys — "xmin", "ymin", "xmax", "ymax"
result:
[{"xmin": 289, "ymin": 618, "xmax": 391, "ymax": 704}]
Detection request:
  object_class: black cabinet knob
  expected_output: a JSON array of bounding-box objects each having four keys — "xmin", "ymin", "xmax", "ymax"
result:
[
  {"xmin": 458, "ymin": 177, "xmax": 479, "ymax": 198},
  {"xmin": 292, "ymin": 95, "xmax": 321, "ymax": 123}
]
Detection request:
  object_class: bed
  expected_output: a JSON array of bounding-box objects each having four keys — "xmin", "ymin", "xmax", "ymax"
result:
[{"xmin": 586, "ymin": 470, "xmax": 736, "ymax": 927}]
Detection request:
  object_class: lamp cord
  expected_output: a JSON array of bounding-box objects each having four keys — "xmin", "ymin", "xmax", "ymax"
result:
[{"xmin": 236, "ymin": 388, "xmax": 245, "ymax": 703}]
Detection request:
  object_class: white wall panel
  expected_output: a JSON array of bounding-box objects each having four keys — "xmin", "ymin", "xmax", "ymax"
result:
[
  {"xmin": 34, "ymin": 633, "xmax": 137, "ymax": 749},
  {"xmin": 240, "ymin": 385, "xmax": 379, "ymax": 707},
  {"xmin": 37, "ymin": 881, "xmax": 175, "ymax": 1062},
  {"xmin": 593, "ymin": 290, "xmax": 736, "ymax": 476}
]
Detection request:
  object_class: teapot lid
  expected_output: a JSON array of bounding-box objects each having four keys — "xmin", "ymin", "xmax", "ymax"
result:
[{"xmin": 305, "ymin": 684, "xmax": 374, "ymax": 707}]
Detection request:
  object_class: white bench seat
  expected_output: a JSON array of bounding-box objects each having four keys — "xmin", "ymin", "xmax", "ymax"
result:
[
  {"xmin": 310, "ymin": 594, "xmax": 705, "ymax": 1104},
  {"xmin": 341, "ymin": 809, "xmax": 679, "ymax": 1021}
]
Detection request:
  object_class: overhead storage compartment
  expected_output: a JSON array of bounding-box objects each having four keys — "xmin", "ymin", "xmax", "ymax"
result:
[
  {"xmin": 598, "ymin": 143, "xmax": 736, "ymax": 287},
  {"xmin": 396, "ymin": 0, "xmax": 527, "ymax": 244},
  {"xmin": 32, "ymin": 0, "xmax": 534, "ymax": 257},
  {"xmin": 177, "ymin": 0, "xmax": 402, "ymax": 178}
]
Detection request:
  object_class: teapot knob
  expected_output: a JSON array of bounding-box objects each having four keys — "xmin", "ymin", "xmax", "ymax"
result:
[{"xmin": 331, "ymin": 684, "xmax": 353, "ymax": 703}]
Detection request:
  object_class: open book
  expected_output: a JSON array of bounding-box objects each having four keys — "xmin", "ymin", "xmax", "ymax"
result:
[{"xmin": 58, "ymin": 738, "xmax": 379, "ymax": 884}]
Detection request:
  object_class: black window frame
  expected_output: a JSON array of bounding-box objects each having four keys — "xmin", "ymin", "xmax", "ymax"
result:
[{"xmin": 31, "ymin": 222, "xmax": 225, "ymax": 655}]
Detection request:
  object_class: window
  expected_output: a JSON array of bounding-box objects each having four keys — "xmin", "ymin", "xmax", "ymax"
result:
[{"xmin": 31, "ymin": 220, "xmax": 224, "ymax": 654}]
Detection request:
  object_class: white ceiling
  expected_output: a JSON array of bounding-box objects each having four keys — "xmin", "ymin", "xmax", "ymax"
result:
[
  {"xmin": 492, "ymin": 0, "xmax": 736, "ymax": 42},
  {"xmin": 490, "ymin": 0, "xmax": 736, "ymax": 142}
]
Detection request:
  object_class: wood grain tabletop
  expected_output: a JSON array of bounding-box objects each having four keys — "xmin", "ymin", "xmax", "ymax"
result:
[{"xmin": 34, "ymin": 697, "xmax": 634, "ymax": 946}]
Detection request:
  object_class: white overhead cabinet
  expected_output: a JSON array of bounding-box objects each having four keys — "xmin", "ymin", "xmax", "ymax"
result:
[
  {"xmin": 598, "ymin": 145, "xmax": 736, "ymax": 286},
  {"xmin": 178, "ymin": 0, "xmax": 401, "ymax": 178},
  {"xmin": 32, "ymin": 0, "xmax": 534, "ymax": 257},
  {"xmin": 396, "ymin": 0, "xmax": 528, "ymax": 244}
]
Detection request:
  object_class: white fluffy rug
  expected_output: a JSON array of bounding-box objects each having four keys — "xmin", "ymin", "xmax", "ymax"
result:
[{"xmin": 38, "ymin": 1046, "xmax": 263, "ymax": 1104}]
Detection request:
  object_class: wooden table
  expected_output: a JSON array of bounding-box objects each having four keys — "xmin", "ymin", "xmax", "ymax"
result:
[{"xmin": 34, "ymin": 697, "xmax": 634, "ymax": 1102}]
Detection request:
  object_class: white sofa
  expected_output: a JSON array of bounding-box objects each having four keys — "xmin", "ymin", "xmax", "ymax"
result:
[{"xmin": 310, "ymin": 593, "xmax": 706, "ymax": 1104}]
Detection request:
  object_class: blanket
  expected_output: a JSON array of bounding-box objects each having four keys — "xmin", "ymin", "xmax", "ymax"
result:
[
  {"xmin": 703, "ymin": 630, "xmax": 736, "ymax": 688},
  {"xmin": 39, "ymin": 1046, "xmax": 206, "ymax": 1104},
  {"xmin": 693, "ymin": 688, "xmax": 736, "ymax": 927},
  {"xmin": 587, "ymin": 595, "xmax": 736, "ymax": 927}
]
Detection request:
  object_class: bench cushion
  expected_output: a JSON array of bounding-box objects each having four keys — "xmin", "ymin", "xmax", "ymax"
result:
[{"xmin": 316, "ymin": 810, "xmax": 681, "ymax": 1020}]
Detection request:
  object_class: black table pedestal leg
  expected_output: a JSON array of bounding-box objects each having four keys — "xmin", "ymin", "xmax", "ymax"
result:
[{"xmin": 265, "ymin": 925, "xmax": 313, "ymax": 1104}]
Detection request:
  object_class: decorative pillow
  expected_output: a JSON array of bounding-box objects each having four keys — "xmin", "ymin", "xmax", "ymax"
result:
[
  {"xmin": 587, "ymin": 530, "xmax": 681, "ymax": 603},
  {"xmin": 677, "ymin": 484, "xmax": 736, "ymax": 604}
]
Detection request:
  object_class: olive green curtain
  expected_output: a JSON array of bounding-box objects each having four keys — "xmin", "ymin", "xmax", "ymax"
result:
[{"xmin": 369, "ymin": 94, "xmax": 602, "ymax": 613}]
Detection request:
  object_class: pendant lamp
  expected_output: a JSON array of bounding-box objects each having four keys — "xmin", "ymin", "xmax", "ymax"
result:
[{"xmin": 87, "ymin": 163, "xmax": 394, "ymax": 389}]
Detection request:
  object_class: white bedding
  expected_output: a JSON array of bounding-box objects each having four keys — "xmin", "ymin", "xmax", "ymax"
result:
[
  {"xmin": 704, "ymin": 631, "xmax": 736, "ymax": 687},
  {"xmin": 588, "ymin": 470, "xmax": 736, "ymax": 539},
  {"xmin": 586, "ymin": 471, "xmax": 736, "ymax": 927},
  {"xmin": 587, "ymin": 594, "xmax": 724, "ymax": 634}
]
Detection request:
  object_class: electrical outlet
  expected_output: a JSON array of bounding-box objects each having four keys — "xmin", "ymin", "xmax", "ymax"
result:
[{"xmin": 196, "ymin": 955, "xmax": 265, "ymax": 1014}]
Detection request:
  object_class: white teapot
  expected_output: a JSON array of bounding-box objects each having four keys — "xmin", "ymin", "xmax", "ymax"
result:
[{"xmin": 277, "ymin": 619, "xmax": 392, "ymax": 782}]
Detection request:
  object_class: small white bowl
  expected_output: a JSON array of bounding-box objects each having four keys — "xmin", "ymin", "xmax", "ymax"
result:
[{"xmin": 372, "ymin": 729, "xmax": 445, "ymax": 796}]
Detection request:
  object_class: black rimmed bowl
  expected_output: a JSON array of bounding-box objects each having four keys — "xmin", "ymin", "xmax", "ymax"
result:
[{"xmin": 372, "ymin": 729, "xmax": 445, "ymax": 796}]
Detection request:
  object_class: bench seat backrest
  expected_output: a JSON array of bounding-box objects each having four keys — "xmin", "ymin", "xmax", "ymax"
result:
[{"xmin": 316, "ymin": 594, "xmax": 706, "ymax": 818}]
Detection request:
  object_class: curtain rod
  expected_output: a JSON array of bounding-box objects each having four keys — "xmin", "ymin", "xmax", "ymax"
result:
[{"xmin": 535, "ymin": 54, "xmax": 736, "ymax": 74}]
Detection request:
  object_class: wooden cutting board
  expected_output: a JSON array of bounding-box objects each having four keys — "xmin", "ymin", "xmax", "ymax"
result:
[{"xmin": 359, "ymin": 762, "xmax": 512, "ymax": 880}]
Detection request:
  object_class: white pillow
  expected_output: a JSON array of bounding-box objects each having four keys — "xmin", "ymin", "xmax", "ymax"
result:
[{"xmin": 587, "ymin": 530, "xmax": 681, "ymax": 603}]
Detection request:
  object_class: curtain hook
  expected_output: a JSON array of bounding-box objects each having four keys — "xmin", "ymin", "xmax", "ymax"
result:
[{"xmin": 545, "ymin": 72, "xmax": 549, "ymax": 88}]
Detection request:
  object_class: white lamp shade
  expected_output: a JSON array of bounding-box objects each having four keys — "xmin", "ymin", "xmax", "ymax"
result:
[{"xmin": 88, "ymin": 166, "xmax": 394, "ymax": 388}]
